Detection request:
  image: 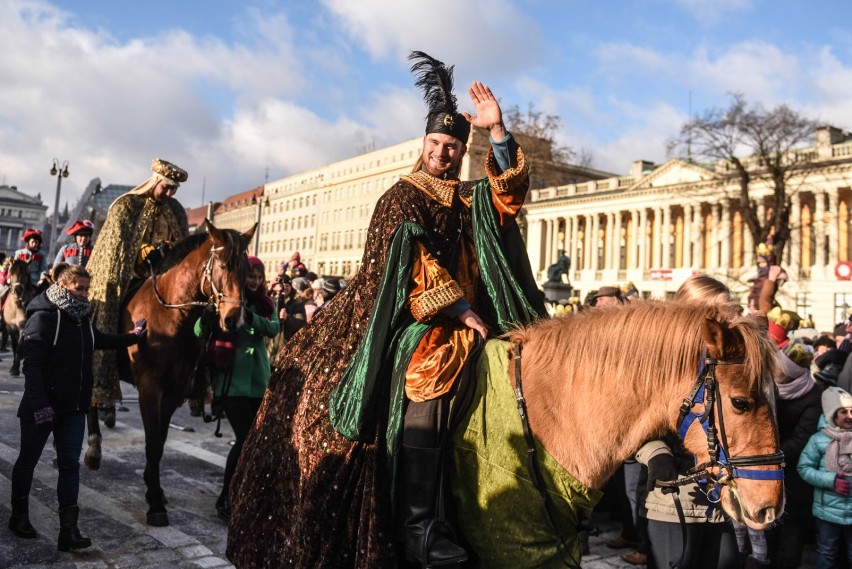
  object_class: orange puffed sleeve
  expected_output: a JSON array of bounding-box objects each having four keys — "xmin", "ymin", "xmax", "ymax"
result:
[{"xmin": 407, "ymin": 242, "xmax": 464, "ymax": 323}]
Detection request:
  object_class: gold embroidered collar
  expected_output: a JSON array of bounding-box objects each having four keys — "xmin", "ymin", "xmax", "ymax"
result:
[{"xmin": 402, "ymin": 170, "xmax": 458, "ymax": 207}]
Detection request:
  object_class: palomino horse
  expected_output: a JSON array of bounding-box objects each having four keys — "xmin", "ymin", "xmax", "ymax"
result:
[
  {"xmin": 3, "ymin": 259, "xmax": 34, "ymax": 376},
  {"xmin": 85, "ymin": 221, "xmax": 255, "ymax": 527},
  {"xmin": 448, "ymin": 300, "xmax": 784, "ymax": 567}
]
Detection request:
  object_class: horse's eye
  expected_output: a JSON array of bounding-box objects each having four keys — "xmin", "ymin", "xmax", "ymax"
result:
[
  {"xmin": 218, "ymin": 264, "xmax": 227, "ymax": 270},
  {"xmin": 731, "ymin": 398, "xmax": 751, "ymax": 412}
]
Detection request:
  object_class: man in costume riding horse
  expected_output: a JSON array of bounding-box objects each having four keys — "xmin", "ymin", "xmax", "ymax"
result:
[
  {"xmin": 227, "ymin": 52, "xmax": 545, "ymax": 568},
  {"xmin": 14, "ymin": 229, "xmax": 50, "ymax": 287},
  {"xmin": 87, "ymin": 159, "xmax": 189, "ymax": 428},
  {"xmin": 53, "ymin": 219, "xmax": 95, "ymax": 267}
]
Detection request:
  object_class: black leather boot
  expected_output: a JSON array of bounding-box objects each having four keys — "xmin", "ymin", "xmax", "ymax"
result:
[
  {"xmin": 402, "ymin": 445, "xmax": 467, "ymax": 568},
  {"xmin": 57, "ymin": 505, "xmax": 92, "ymax": 551},
  {"xmin": 8, "ymin": 495, "xmax": 37, "ymax": 538}
]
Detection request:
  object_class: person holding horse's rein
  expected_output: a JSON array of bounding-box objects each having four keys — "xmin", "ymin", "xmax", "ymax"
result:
[
  {"xmin": 8, "ymin": 264, "xmax": 146, "ymax": 550},
  {"xmin": 87, "ymin": 159, "xmax": 189, "ymax": 429},
  {"xmin": 53, "ymin": 219, "xmax": 95, "ymax": 267},
  {"xmin": 226, "ymin": 51, "xmax": 545, "ymax": 569}
]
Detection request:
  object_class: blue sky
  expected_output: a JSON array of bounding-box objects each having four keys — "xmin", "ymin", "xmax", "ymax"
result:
[{"xmin": 2, "ymin": 0, "xmax": 852, "ymax": 212}]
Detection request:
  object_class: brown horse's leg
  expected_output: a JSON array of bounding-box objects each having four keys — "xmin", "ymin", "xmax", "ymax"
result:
[
  {"xmin": 9, "ymin": 328, "xmax": 20, "ymax": 376},
  {"xmin": 84, "ymin": 407, "xmax": 103, "ymax": 470},
  {"xmin": 139, "ymin": 385, "xmax": 169, "ymax": 527}
]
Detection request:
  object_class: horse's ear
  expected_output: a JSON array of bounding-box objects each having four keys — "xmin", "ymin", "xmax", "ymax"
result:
[
  {"xmin": 206, "ymin": 219, "xmax": 222, "ymax": 241},
  {"xmin": 241, "ymin": 223, "xmax": 257, "ymax": 249},
  {"xmin": 202, "ymin": 218, "xmax": 213, "ymax": 232},
  {"xmin": 701, "ymin": 316, "xmax": 739, "ymax": 359}
]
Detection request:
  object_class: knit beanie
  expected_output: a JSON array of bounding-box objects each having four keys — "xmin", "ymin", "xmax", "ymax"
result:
[{"xmin": 822, "ymin": 387, "xmax": 852, "ymax": 428}]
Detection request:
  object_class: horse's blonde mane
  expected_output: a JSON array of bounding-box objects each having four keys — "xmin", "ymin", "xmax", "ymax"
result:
[{"xmin": 505, "ymin": 300, "xmax": 773, "ymax": 397}]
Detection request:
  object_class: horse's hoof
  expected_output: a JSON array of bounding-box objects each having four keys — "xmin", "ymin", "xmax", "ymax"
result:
[
  {"xmin": 147, "ymin": 511, "xmax": 169, "ymax": 527},
  {"xmin": 84, "ymin": 453, "xmax": 101, "ymax": 470}
]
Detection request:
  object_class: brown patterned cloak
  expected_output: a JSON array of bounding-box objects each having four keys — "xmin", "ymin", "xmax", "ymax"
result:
[
  {"xmin": 226, "ymin": 147, "xmax": 529, "ymax": 568},
  {"xmin": 88, "ymin": 193, "xmax": 188, "ymax": 406}
]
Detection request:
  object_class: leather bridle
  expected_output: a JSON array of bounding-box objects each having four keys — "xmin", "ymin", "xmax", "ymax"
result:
[
  {"xmin": 150, "ymin": 245, "xmax": 244, "ymax": 313},
  {"xmin": 664, "ymin": 355, "xmax": 786, "ymax": 500}
]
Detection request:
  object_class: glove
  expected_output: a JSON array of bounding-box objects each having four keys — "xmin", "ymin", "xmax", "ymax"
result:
[
  {"xmin": 132, "ymin": 318, "xmax": 147, "ymax": 341},
  {"xmin": 646, "ymin": 453, "xmax": 679, "ymax": 492},
  {"xmin": 34, "ymin": 406, "xmax": 54, "ymax": 435},
  {"xmin": 835, "ymin": 473, "xmax": 850, "ymax": 496}
]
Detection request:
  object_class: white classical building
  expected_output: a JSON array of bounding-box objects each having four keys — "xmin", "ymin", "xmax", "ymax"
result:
[{"xmin": 525, "ymin": 126, "xmax": 852, "ymax": 330}]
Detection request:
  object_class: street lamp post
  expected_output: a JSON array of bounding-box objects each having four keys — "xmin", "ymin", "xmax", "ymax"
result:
[
  {"xmin": 251, "ymin": 194, "xmax": 269, "ymax": 257},
  {"xmin": 49, "ymin": 158, "xmax": 70, "ymax": 257}
]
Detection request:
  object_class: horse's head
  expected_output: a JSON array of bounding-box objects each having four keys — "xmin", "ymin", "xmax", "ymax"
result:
[
  {"xmin": 204, "ymin": 220, "xmax": 257, "ymax": 332},
  {"xmin": 7, "ymin": 259, "xmax": 32, "ymax": 304},
  {"xmin": 679, "ymin": 310, "xmax": 784, "ymax": 530}
]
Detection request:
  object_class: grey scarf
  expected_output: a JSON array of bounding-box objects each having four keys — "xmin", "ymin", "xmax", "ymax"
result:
[
  {"xmin": 45, "ymin": 283, "xmax": 90, "ymax": 322},
  {"xmin": 822, "ymin": 426, "xmax": 852, "ymax": 475}
]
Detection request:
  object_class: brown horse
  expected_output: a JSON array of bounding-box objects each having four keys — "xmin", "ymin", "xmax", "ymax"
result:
[
  {"xmin": 449, "ymin": 300, "xmax": 784, "ymax": 567},
  {"xmin": 85, "ymin": 221, "xmax": 255, "ymax": 527},
  {"xmin": 3, "ymin": 259, "xmax": 34, "ymax": 376}
]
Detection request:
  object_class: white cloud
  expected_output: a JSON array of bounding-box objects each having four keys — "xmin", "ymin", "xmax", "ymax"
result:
[{"xmin": 320, "ymin": 0, "xmax": 543, "ymax": 77}]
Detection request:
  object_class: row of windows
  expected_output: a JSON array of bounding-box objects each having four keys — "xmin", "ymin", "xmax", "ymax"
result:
[
  {"xmin": 259, "ymin": 236, "xmax": 315, "ymax": 255},
  {"xmin": 261, "ymin": 214, "xmax": 316, "ymax": 234},
  {"xmin": 321, "ymin": 175, "xmax": 401, "ymax": 203},
  {"xmin": 269, "ymin": 194, "xmax": 317, "ymax": 214},
  {"xmin": 317, "ymin": 229, "xmax": 367, "ymax": 252},
  {"xmin": 320, "ymin": 205, "xmax": 373, "ymax": 224}
]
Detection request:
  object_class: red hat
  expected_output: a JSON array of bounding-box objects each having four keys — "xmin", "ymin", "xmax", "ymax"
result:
[
  {"xmin": 65, "ymin": 219, "xmax": 95, "ymax": 236},
  {"xmin": 21, "ymin": 228, "xmax": 43, "ymax": 242},
  {"xmin": 767, "ymin": 322, "xmax": 789, "ymax": 349}
]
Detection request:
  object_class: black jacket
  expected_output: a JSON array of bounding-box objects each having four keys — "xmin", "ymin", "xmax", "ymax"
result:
[
  {"xmin": 18, "ymin": 292, "xmax": 138, "ymax": 419},
  {"xmin": 777, "ymin": 383, "xmax": 822, "ymax": 514}
]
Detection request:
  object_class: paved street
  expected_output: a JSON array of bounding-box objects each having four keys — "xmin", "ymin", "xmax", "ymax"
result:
[{"xmin": 0, "ymin": 348, "xmax": 817, "ymax": 569}]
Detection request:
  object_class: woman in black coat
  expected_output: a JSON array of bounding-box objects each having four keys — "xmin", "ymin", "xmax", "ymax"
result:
[{"xmin": 7, "ymin": 264, "xmax": 145, "ymax": 551}]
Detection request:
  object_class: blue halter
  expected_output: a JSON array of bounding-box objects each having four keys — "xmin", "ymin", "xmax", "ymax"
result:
[{"xmin": 674, "ymin": 355, "xmax": 785, "ymax": 503}]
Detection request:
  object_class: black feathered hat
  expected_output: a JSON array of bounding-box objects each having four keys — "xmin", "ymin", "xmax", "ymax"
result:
[{"xmin": 409, "ymin": 51, "xmax": 471, "ymax": 143}]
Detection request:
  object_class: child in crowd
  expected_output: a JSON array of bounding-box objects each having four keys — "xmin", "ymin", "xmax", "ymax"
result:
[{"xmin": 798, "ymin": 387, "xmax": 852, "ymax": 568}]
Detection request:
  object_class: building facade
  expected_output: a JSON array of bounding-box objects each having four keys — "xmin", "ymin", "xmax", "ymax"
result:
[
  {"xmin": 0, "ymin": 185, "xmax": 49, "ymax": 256},
  {"xmin": 525, "ymin": 126, "xmax": 852, "ymax": 330}
]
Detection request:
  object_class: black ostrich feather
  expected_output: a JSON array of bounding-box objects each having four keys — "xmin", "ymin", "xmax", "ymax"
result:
[{"xmin": 408, "ymin": 50, "xmax": 458, "ymax": 118}]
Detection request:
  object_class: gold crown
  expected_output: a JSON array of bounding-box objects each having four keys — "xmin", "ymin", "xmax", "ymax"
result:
[
  {"xmin": 756, "ymin": 242, "xmax": 774, "ymax": 256},
  {"xmin": 151, "ymin": 159, "xmax": 188, "ymax": 184}
]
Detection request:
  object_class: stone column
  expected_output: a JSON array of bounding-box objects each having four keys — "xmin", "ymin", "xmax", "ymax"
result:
[
  {"xmin": 828, "ymin": 190, "xmax": 839, "ymax": 264},
  {"xmin": 526, "ymin": 219, "xmax": 543, "ymax": 274},
  {"xmin": 639, "ymin": 209, "xmax": 648, "ymax": 270},
  {"xmin": 720, "ymin": 200, "xmax": 732, "ymax": 270},
  {"xmin": 590, "ymin": 214, "xmax": 600, "ymax": 271},
  {"xmin": 662, "ymin": 205, "xmax": 672, "ymax": 268},
  {"xmin": 683, "ymin": 204, "xmax": 693, "ymax": 268},
  {"xmin": 604, "ymin": 212, "xmax": 614, "ymax": 269},
  {"xmin": 743, "ymin": 209, "xmax": 754, "ymax": 269},
  {"xmin": 545, "ymin": 218, "xmax": 554, "ymax": 269},
  {"xmin": 585, "ymin": 215, "xmax": 594, "ymax": 271},
  {"xmin": 789, "ymin": 193, "xmax": 801, "ymax": 275},
  {"xmin": 815, "ymin": 191, "xmax": 827, "ymax": 268},
  {"xmin": 629, "ymin": 211, "xmax": 636, "ymax": 270},
  {"xmin": 614, "ymin": 210, "xmax": 623, "ymax": 270},
  {"xmin": 711, "ymin": 203, "xmax": 721, "ymax": 269},
  {"xmin": 570, "ymin": 215, "xmax": 580, "ymax": 272}
]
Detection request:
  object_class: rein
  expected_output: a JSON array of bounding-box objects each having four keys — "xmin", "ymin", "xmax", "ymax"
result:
[
  {"xmin": 511, "ymin": 342, "xmax": 582, "ymax": 569},
  {"xmin": 149, "ymin": 245, "xmax": 243, "ymax": 312}
]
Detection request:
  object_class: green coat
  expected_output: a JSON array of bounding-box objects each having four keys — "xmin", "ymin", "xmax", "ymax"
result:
[{"xmin": 195, "ymin": 304, "xmax": 280, "ymax": 398}]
